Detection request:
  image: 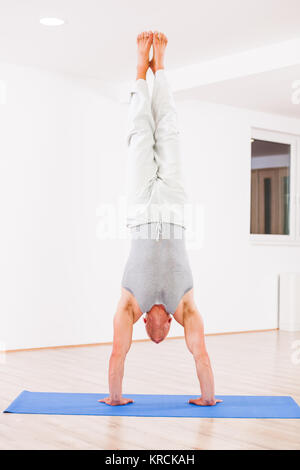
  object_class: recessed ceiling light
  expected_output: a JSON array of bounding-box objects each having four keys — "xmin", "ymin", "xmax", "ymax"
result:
[{"xmin": 40, "ymin": 17, "xmax": 65, "ymax": 26}]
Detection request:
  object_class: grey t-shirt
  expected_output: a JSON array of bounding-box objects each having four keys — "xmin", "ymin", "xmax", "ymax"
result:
[{"xmin": 122, "ymin": 223, "xmax": 193, "ymax": 314}]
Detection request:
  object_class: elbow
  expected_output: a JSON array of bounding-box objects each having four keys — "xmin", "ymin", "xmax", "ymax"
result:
[
  {"xmin": 194, "ymin": 352, "xmax": 210, "ymax": 368},
  {"xmin": 110, "ymin": 350, "xmax": 126, "ymax": 362},
  {"xmin": 110, "ymin": 346, "xmax": 128, "ymax": 364},
  {"xmin": 109, "ymin": 351, "xmax": 126, "ymax": 378}
]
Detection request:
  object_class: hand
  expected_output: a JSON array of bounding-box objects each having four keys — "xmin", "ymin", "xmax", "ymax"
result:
[
  {"xmin": 98, "ymin": 397, "xmax": 134, "ymax": 406},
  {"xmin": 189, "ymin": 397, "xmax": 223, "ymax": 406}
]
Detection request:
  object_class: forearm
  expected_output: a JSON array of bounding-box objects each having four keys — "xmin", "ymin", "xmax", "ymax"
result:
[
  {"xmin": 194, "ymin": 354, "xmax": 215, "ymax": 403},
  {"xmin": 108, "ymin": 353, "xmax": 126, "ymax": 402}
]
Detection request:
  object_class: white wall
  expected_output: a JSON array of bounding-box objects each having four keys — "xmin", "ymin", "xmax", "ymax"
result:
[
  {"xmin": 176, "ymin": 99, "xmax": 300, "ymax": 337},
  {"xmin": 1, "ymin": 62, "xmax": 300, "ymax": 350},
  {"xmin": 0, "ymin": 62, "xmax": 128, "ymax": 350}
]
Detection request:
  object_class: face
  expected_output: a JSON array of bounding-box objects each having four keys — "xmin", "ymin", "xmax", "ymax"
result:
[{"xmin": 144, "ymin": 305, "xmax": 172, "ymax": 343}]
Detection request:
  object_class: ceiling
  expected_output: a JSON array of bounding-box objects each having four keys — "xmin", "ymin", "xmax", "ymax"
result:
[
  {"xmin": 0, "ymin": 0, "xmax": 300, "ymax": 118},
  {"xmin": 174, "ymin": 63, "xmax": 300, "ymax": 118},
  {"xmin": 0, "ymin": 0, "xmax": 300, "ymax": 82}
]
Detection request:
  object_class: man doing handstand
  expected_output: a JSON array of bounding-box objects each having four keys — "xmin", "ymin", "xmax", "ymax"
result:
[{"xmin": 100, "ymin": 31, "xmax": 221, "ymax": 407}]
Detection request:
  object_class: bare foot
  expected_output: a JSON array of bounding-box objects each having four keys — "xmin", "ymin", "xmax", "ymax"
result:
[
  {"xmin": 149, "ymin": 31, "xmax": 168, "ymax": 74},
  {"xmin": 136, "ymin": 30, "xmax": 153, "ymax": 80},
  {"xmin": 98, "ymin": 397, "xmax": 134, "ymax": 406},
  {"xmin": 189, "ymin": 397, "xmax": 223, "ymax": 406}
]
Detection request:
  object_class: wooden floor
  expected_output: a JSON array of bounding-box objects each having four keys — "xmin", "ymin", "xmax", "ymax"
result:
[{"xmin": 0, "ymin": 330, "xmax": 300, "ymax": 450}]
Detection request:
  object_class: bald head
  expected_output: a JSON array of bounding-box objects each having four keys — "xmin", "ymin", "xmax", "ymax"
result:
[{"xmin": 144, "ymin": 304, "xmax": 172, "ymax": 343}]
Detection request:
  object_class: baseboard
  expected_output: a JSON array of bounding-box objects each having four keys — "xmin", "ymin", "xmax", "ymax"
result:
[
  {"xmin": 279, "ymin": 323, "xmax": 300, "ymax": 332},
  {"xmin": 4, "ymin": 328, "xmax": 278, "ymax": 353}
]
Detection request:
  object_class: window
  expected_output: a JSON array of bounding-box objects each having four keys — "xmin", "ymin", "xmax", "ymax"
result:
[
  {"xmin": 251, "ymin": 139, "xmax": 290, "ymax": 235},
  {"xmin": 250, "ymin": 129, "xmax": 300, "ymax": 244}
]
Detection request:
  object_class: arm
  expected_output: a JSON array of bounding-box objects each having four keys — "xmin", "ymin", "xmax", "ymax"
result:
[
  {"xmin": 183, "ymin": 308, "xmax": 222, "ymax": 406},
  {"xmin": 99, "ymin": 301, "xmax": 134, "ymax": 406}
]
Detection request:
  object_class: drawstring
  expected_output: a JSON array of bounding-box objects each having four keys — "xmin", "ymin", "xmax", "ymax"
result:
[{"xmin": 155, "ymin": 221, "xmax": 162, "ymax": 241}]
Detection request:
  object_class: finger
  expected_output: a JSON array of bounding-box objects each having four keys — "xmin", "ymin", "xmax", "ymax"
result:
[
  {"xmin": 98, "ymin": 399, "xmax": 106, "ymax": 403},
  {"xmin": 216, "ymin": 399, "xmax": 223, "ymax": 403}
]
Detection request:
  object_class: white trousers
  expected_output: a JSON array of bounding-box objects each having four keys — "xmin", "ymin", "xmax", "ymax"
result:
[{"xmin": 126, "ymin": 69, "xmax": 187, "ymax": 229}]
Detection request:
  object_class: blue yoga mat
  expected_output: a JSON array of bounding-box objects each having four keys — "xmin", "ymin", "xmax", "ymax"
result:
[{"xmin": 3, "ymin": 391, "xmax": 300, "ymax": 418}]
